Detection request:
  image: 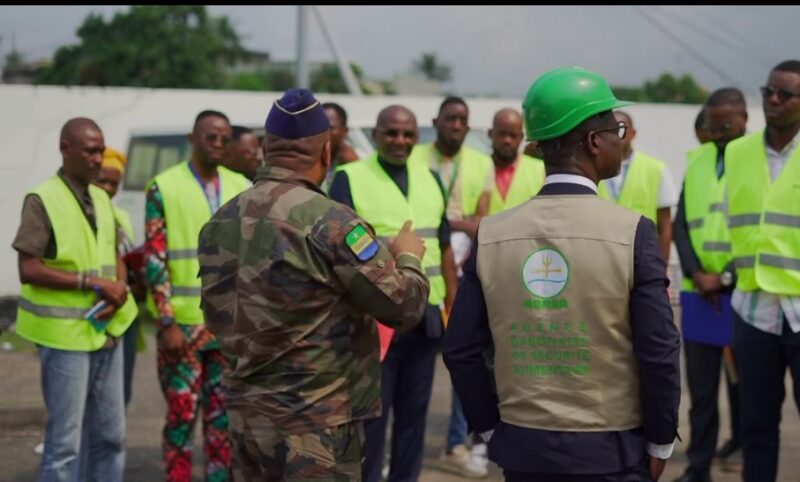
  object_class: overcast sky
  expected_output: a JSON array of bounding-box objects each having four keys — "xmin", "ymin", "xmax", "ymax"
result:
[{"xmin": 1, "ymin": 5, "xmax": 798, "ymax": 98}]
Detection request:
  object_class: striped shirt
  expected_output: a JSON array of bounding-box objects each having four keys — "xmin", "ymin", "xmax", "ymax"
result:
[{"xmin": 731, "ymin": 130, "xmax": 800, "ymax": 335}]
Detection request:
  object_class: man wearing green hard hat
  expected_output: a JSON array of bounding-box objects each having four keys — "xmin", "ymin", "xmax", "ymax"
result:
[{"xmin": 444, "ymin": 66, "xmax": 681, "ymax": 481}]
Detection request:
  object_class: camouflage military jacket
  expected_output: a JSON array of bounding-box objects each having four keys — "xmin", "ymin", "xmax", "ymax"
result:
[{"xmin": 199, "ymin": 165, "xmax": 429, "ymax": 435}]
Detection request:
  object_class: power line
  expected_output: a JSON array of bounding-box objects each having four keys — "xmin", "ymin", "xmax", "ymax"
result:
[
  {"xmin": 655, "ymin": 6, "xmax": 771, "ymax": 69},
  {"xmin": 633, "ymin": 6, "xmax": 740, "ymax": 87}
]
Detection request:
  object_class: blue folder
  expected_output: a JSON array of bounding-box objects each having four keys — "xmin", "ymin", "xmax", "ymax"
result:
[{"xmin": 680, "ymin": 292, "xmax": 733, "ymax": 346}]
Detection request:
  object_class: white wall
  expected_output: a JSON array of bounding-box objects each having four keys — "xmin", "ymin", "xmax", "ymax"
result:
[{"xmin": 0, "ymin": 85, "xmax": 766, "ymax": 297}]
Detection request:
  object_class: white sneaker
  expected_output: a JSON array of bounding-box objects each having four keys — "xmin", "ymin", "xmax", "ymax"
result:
[
  {"xmin": 468, "ymin": 443, "xmax": 489, "ymax": 475},
  {"xmin": 34, "ymin": 442, "xmax": 44, "ymax": 455},
  {"xmin": 434, "ymin": 444, "xmax": 488, "ymax": 479}
]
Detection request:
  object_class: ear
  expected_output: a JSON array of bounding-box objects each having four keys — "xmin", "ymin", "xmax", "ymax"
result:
[
  {"xmin": 585, "ymin": 131, "xmax": 602, "ymax": 157},
  {"xmin": 321, "ymin": 140, "xmax": 333, "ymax": 170},
  {"xmin": 487, "ymin": 128, "xmax": 494, "ymax": 140},
  {"xmin": 59, "ymin": 139, "xmax": 69, "ymax": 156},
  {"xmin": 187, "ymin": 132, "xmax": 194, "ymax": 145},
  {"xmin": 432, "ymin": 117, "xmax": 438, "ymax": 129}
]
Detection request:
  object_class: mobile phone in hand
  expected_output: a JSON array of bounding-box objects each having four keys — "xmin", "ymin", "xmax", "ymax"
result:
[{"xmin": 85, "ymin": 300, "xmax": 110, "ymax": 333}]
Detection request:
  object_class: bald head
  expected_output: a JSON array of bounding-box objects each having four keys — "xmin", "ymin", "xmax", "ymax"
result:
[
  {"xmin": 377, "ymin": 105, "xmax": 417, "ymax": 128},
  {"xmin": 373, "ymin": 105, "xmax": 418, "ymax": 165},
  {"xmin": 59, "ymin": 117, "xmax": 104, "ymax": 187},
  {"xmin": 60, "ymin": 117, "xmax": 101, "ymax": 143},
  {"xmin": 493, "ymin": 108, "xmax": 522, "ymax": 127},
  {"xmin": 489, "ymin": 108, "xmax": 525, "ymax": 165}
]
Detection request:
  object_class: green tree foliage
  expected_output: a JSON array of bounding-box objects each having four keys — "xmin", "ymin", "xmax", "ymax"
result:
[
  {"xmin": 310, "ymin": 63, "xmax": 364, "ymax": 94},
  {"xmin": 36, "ymin": 6, "xmax": 244, "ymax": 88},
  {"xmin": 412, "ymin": 52, "xmax": 452, "ymax": 82},
  {"xmin": 613, "ymin": 73, "xmax": 707, "ymax": 104}
]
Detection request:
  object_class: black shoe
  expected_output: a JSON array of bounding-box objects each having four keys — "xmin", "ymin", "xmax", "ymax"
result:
[
  {"xmin": 673, "ymin": 470, "xmax": 711, "ymax": 482},
  {"xmin": 714, "ymin": 438, "xmax": 741, "ymax": 459}
]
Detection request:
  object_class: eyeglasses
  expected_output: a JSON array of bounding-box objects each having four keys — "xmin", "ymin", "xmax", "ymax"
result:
[
  {"xmin": 204, "ymin": 133, "xmax": 233, "ymax": 145},
  {"xmin": 760, "ymin": 85, "xmax": 800, "ymax": 103},
  {"xmin": 591, "ymin": 121, "xmax": 627, "ymax": 140}
]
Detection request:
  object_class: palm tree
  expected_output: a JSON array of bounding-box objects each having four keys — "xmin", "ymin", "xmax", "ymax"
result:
[{"xmin": 412, "ymin": 52, "xmax": 452, "ymax": 82}]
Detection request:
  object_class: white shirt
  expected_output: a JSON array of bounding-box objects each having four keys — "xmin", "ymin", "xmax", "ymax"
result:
[
  {"xmin": 483, "ymin": 172, "xmax": 675, "ymax": 460},
  {"xmin": 605, "ymin": 152, "xmax": 677, "ymax": 208},
  {"xmin": 731, "ymin": 130, "xmax": 800, "ymax": 335}
]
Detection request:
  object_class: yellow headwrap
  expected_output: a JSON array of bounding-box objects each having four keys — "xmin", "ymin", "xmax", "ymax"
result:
[{"xmin": 102, "ymin": 147, "xmax": 127, "ymax": 173}]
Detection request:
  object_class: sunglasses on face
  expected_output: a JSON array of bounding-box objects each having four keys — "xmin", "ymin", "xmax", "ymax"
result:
[
  {"xmin": 760, "ymin": 85, "xmax": 800, "ymax": 103},
  {"xmin": 204, "ymin": 133, "xmax": 233, "ymax": 145}
]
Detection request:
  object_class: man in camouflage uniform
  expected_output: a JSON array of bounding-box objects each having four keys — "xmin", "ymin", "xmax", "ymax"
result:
[{"xmin": 198, "ymin": 88, "xmax": 431, "ymax": 482}]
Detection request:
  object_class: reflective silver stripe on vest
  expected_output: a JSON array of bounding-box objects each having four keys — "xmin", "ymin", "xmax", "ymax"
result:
[
  {"xmin": 425, "ymin": 266, "xmax": 442, "ymax": 277},
  {"xmin": 709, "ymin": 203, "xmax": 725, "ymax": 213},
  {"xmin": 759, "ymin": 254, "xmax": 800, "ymax": 271},
  {"xmin": 18, "ymin": 298, "xmax": 89, "ymax": 319},
  {"xmin": 764, "ymin": 212, "xmax": 800, "ymax": 228},
  {"xmin": 168, "ymin": 249, "xmax": 197, "ymax": 260},
  {"xmin": 734, "ymin": 256, "xmax": 756, "ymax": 268},
  {"xmin": 415, "ymin": 227, "xmax": 438, "ymax": 238},
  {"xmin": 172, "ymin": 286, "xmax": 202, "ymax": 297},
  {"xmin": 687, "ymin": 219, "xmax": 704, "ymax": 229},
  {"xmin": 702, "ymin": 242, "xmax": 731, "ymax": 252},
  {"xmin": 728, "ymin": 213, "xmax": 761, "ymax": 228},
  {"xmin": 101, "ymin": 265, "xmax": 116, "ymax": 277}
]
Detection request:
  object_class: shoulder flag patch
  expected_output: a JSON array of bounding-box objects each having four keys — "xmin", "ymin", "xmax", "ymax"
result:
[{"xmin": 346, "ymin": 224, "xmax": 380, "ymax": 261}]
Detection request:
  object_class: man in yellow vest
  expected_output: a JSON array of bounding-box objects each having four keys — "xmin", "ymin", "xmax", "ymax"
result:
[
  {"xmin": 330, "ymin": 105, "xmax": 458, "ymax": 482},
  {"xmin": 488, "ymin": 108, "xmax": 546, "ymax": 215},
  {"xmin": 726, "ymin": 59, "xmax": 800, "ymax": 482},
  {"xmin": 144, "ymin": 110, "xmax": 249, "ymax": 482},
  {"xmin": 94, "ymin": 147, "xmax": 148, "ymax": 410},
  {"xmin": 672, "ymin": 88, "xmax": 748, "ymax": 482},
  {"xmin": 598, "ymin": 111, "xmax": 677, "ymax": 263},
  {"xmin": 415, "ymin": 96, "xmax": 494, "ymax": 477},
  {"xmin": 13, "ymin": 117, "xmax": 138, "ymax": 481},
  {"xmin": 444, "ymin": 66, "xmax": 681, "ymax": 482}
]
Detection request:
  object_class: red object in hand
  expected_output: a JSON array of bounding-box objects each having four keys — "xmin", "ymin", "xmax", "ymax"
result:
[
  {"xmin": 376, "ymin": 321, "xmax": 395, "ymax": 362},
  {"xmin": 122, "ymin": 245, "xmax": 146, "ymax": 272}
]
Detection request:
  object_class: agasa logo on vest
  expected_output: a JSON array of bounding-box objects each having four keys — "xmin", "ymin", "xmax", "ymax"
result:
[{"xmin": 521, "ymin": 248, "xmax": 569, "ymax": 309}]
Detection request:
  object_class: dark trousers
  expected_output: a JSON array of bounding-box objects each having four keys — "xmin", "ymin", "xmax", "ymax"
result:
[
  {"xmin": 732, "ymin": 313, "xmax": 800, "ymax": 482},
  {"xmin": 503, "ymin": 455, "xmax": 652, "ymax": 481},
  {"xmin": 684, "ymin": 340, "xmax": 740, "ymax": 472},
  {"xmin": 362, "ymin": 326, "xmax": 439, "ymax": 482}
]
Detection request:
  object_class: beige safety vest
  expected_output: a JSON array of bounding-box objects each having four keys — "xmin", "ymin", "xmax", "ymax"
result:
[{"xmin": 477, "ymin": 195, "xmax": 643, "ymax": 431}]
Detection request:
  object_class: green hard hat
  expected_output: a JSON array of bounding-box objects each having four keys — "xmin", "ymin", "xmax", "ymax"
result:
[{"xmin": 522, "ymin": 66, "xmax": 633, "ymax": 141}]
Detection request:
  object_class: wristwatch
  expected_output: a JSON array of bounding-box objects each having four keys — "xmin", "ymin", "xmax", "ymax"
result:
[{"xmin": 720, "ymin": 270, "xmax": 734, "ymax": 288}]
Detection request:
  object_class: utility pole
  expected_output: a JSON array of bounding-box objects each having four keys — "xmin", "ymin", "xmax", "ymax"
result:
[{"xmin": 296, "ymin": 6, "xmax": 310, "ymax": 89}]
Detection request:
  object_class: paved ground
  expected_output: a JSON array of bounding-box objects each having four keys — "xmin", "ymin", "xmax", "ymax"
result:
[{"xmin": 2, "ymin": 327, "xmax": 799, "ymax": 482}]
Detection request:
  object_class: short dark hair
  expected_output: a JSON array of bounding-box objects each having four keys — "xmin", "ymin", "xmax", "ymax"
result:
[
  {"xmin": 322, "ymin": 102, "xmax": 348, "ymax": 126},
  {"xmin": 194, "ymin": 110, "xmax": 229, "ymax": 131},
  {"xmin": 694, "ymin": 108, "xmax": 705, "ymax": 131},
  {"xmin": 706, "ymin": 87, "xmax": 746, "ymax": 108},
  {"xmin": 231, "ymin": 125, "xmax": 253, "ymax": 141},
  {"xmin": 438, "ymin": 96, "xmax": 468, "ymax": 114},
  {"xmin": 772, "ymin": 60, "xmax": 800, "ymax": 76}
]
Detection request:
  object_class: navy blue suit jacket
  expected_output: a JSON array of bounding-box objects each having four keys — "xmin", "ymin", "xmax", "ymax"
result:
[{"xmin": 443, "ymin": 182, "xmax": 681, "ymax": 475}]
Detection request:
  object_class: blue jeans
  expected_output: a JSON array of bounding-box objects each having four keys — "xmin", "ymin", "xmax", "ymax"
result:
[
  {"xmin": 447, "ymin": 390, "xmax": 468, "ymax": 450},
  {"xmin": 38, "ymin": 343, "xmax": 125, "ymax": 482}
]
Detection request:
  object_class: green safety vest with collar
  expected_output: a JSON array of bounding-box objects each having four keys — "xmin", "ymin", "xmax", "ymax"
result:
[
  {"xmin": 488, "ymin": 155, "xmax": 546, "ymax": 215},
  {"xmin": 16, "ymin": 176, "xmax": 138, "ymax": 351},
  {"xmin": 681, "ymin": 143, "xmax": 732, "ymax": 291},
  {"xmin": 113, "ymin": 204, "xmax": 135, "ymax": 242},
  {"xmin": 598, "ymin": 152, "xmax": 665, "ymax": 222},
  {"xmin": 726, "ymin": 131, "xmax": 800, "ymax": 295},
  {"xmin": 415, "ymin": 143, "xmax": 493, "ymax": 217},
  {"xmin": 341, "ymin": 152, "xmax": 446, "ymax": 305},
  {"xmin": 146, "ymin": 162, "xmax": 250, "ymax": 324}
]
